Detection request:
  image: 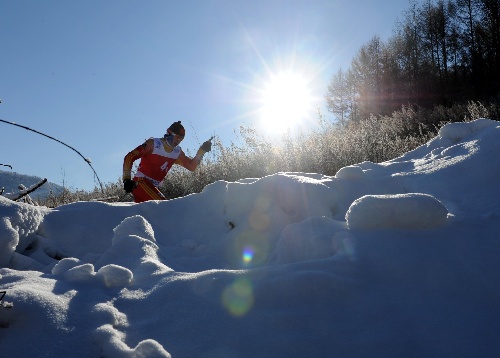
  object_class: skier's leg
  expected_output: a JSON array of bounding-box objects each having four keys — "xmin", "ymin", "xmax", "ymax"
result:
[{"xmin": 132, "ymin": 178, "xmax": 166, "ymax": 203}]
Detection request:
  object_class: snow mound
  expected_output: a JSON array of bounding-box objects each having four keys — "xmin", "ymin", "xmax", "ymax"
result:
[
  {"xmin": 438, "ymin": 117, "xmax": 495, "ymax": 144},
  {"xmin": 112, "ymin": 214, "xmax": 156, "ymax": 243},
  {"xmin": 222, "ymin": 173, "xmax": 339, "ymax": 267},
  {"xmin": 335, "ymin": 165, "xmax": 365, "ymax": 179},
  {"xmin": 0, "ymin": 197, "xmax": 47, "ymax": 266},
  {"xmin": 346, "ymin": 193, "xmax": 449, "ymax": 230},
  {"xmin": 94, "ymin": 325, "xmax": 171, "ymax": 358},
  {"xmin": 95, "ymin": 215, "xmax": 172, "ymax": 282},
  {"xmin": 52, "ymin": 259, "xmax": 133, "ymax": 287},
  {"xmin": 225, "ymin": 172, "xmax": 338, "ymax": 230}
]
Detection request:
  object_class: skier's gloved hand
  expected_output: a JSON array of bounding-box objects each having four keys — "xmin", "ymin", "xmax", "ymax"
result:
[
  {"xmin": 200, "ymin": 139, "xmax": 212, "ymax": 153},
  {"xmin": 123, "ymin": 179, "xmax": 137, "ymax": 193}
]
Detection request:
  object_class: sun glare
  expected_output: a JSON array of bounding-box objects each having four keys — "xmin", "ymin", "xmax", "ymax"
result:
[{"xmin": 259, "ymin": 72, "xmax": 314, "ymax": 132}]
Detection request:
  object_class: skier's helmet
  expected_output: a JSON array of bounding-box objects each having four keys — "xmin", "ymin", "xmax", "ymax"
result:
[{"xmin": 167, "ymin": 121, "xmax": 185, "ymax": 137}]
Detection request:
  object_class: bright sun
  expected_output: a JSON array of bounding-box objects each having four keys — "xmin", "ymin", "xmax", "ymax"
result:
[{"xmin": 259, "ymin": 72, "xmax": 314, "ymax": 132}]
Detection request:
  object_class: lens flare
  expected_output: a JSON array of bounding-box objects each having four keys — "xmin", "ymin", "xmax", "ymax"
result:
[
  {"xmin": 228, "ymin": 230, "xmax": 271, "ymax": 268},
  {"xmin": 242, "ymin": 245, "xmax": 255, "ymax": 264},
  {"xmin": 222, "ymin": 277, "xmax": 254, "ymax": 317}
]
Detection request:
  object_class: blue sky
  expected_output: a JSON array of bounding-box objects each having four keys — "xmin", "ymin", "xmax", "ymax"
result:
[{"xmin": 0, "ymin": 0, "xmax": 413, "ymax": 191}]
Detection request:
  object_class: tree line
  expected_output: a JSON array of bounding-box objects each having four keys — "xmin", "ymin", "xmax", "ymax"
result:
[{"xmin": 326, "ymin": 0, "xmax": 500, "ymax": 124}]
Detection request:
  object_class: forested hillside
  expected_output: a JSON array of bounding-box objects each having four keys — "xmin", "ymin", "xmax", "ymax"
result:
[{"xmin": 326, "ymin": 0, "xmax": 500, "ymax": 124}]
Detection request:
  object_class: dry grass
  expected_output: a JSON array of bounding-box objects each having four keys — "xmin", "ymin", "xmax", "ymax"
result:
[{"xmin": 39, "ymin": 100, "xmax": 499, "ymax": 206}]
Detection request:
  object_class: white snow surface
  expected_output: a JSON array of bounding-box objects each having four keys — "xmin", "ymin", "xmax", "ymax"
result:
[{"xmin": 1, "ymin": 119, "xmax": 499, "ymax": 357}]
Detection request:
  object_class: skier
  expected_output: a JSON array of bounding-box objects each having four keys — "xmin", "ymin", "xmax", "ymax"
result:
[{"xmin": 122, "ymin": 121, "xmax": 212, "ymax": 203}]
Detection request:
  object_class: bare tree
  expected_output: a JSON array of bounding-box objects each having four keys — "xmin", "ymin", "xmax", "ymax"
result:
[{"xmin": 326, "ymin": 68, "xmax": 352, "ymax": 124}]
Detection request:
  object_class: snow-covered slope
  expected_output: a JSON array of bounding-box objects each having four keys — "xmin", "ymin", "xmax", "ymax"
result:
[{"xmin": 0, "ymin": 119, "xmax": 499, "ymax": 357}]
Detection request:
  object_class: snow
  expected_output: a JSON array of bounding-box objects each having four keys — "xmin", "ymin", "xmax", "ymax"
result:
[
  {"xmin": 1, "ymin": 118, "xmax": 500, "ymax": 357},
  {"xmin": 345, "ymin": 193, "xmax": 449, "ymax": 230}
]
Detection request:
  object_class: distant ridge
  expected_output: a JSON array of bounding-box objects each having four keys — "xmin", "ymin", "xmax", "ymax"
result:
[{"xmin": 0, "ymin": 170, "xmax": 64, "ymax": 199}]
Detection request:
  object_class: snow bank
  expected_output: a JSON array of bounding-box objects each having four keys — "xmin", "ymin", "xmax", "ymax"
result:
[
  {"xmin": 222, "ymin": 173, "xmax": 339, "ymax": 267},
  {"xmin": 225, "ymin": 172, "xmax": 338, "ymax": 228},
  {"xmin": 273, "ymin": 216, "xmax": 354, "ymax": 264},
  {"xmin": 95, "ymin": 215, "xmax": 172, "ymax": 282},
  {"xmin": 335, "ymin": 165, "xmax": 365, "ymax": 179},
  {"xmin": 438, "ymin": 117, "xmax": 495, "ymax": 144},
  {"xmin": 51, "ymin": 215, "xmax": 172, "ymax": 287},
  {"xmin": 346, "ymin": 193, "xmax": 449, "ymax": 230},
  {"xmin": 93, "ymin": 325, "xmax": 171, "ymax": 358},
  {"xmin": 0, "ymin": 197, "xmax": 47, "ymax": 266},
  {"xmin": 1, "ymin": 119, "xmax": 499, "ymax": 357},
  {"xmin": 44, "ymin": 214, "xmax": 174, "ymax": 356}
]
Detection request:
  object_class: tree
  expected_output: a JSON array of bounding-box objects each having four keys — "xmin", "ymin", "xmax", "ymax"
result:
[
  {"xmin": 325, "ymin": 68, "xmax": 358, "ymax": 124},
  {"xmin": 351, "ymin": 36, "xmax": 386, "ymax": 118},
  {"xmin": 324, "ymin": 0, "xmax": 500, "ymax": 126},
  {"xmin": 477, "ymin": 0, "xmax": 500, "ymax": 93},
  {"xmin": 420, "ymin": 0, "xmax": 456, "ymax": 103},
  {"xmin": 455, "ymin": 0, "xmax": 481, "ymax": 93}
]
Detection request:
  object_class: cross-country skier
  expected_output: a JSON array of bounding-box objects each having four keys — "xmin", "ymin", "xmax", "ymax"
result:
[{"xmin": 122, "ymin": 121, "xmax": 212, "ymax": 203}]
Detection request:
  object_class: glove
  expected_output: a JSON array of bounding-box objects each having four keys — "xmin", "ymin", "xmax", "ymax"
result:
[
  {"xmin": 123, "ymin": 179, "xmax": 137, "ymax": 193},
  {"xmin": 200, "ymin": 139, "xmax": 212, "ymax": 153}
]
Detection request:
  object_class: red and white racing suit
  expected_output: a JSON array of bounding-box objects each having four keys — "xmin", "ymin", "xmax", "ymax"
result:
[{"xmin": 123, "ymin": 137, "xmax": 205, "ymax": 203}]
